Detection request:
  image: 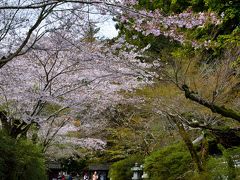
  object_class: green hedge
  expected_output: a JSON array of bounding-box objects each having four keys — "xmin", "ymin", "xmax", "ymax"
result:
[
  {"xmin": 109, "ymin": 155, "xmax": 144, "ymax": 180},
  {"xmin": 144, "ymin": 143, "xmax": 192, "ymax": 180}
]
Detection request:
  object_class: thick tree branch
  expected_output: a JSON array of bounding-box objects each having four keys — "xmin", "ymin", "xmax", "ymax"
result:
[
  {"xmin": 182, "ymin": 84, "xmax": 240, "ymax": 123},
  {"xmin": 188, "ymin": 122, "xmax": 240, "ymax": 148}
]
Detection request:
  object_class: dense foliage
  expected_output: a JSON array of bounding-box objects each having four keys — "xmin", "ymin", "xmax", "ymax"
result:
[
  {"xmin": 109, "ymin": 155, "xmax": 144, "ymax": 180},
  {"xmin": 0, "ymin": 131, "xmax": 46, "ymax": 180},
  {"xmin": 144, "ymin": 143, "xmax": 192, "ymax": 180}
]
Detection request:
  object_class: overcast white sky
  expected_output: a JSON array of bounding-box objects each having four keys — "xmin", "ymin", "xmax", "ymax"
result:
[{"xmin": 97, "ymin": 19, "xmax": 119, "ymax": 39}]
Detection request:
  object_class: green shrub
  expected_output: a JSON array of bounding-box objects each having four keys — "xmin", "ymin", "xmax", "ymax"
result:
[
  {"xmin": 0, "ymin": 131, "xmax": 47, "ymax": 180},
  {"xmin": 187, "ymin": 146, "xmax": 240, "ymax": 180},
  {"xmin": 144, "ymin": 142, "xmax": 193, "ymax": 180},
  {"xmin": 109, "ymin": 155, "xmax": 144, "ymax": 180},
  {"xmin": 0, "ymin": 132, "xmax": 17, "ymax": 179}
]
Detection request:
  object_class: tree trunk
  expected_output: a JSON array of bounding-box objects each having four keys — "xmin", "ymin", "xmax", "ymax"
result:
[
  {"xmin": 0, "ymin": 111, "xmax": 11, "ymax": 133},
  {"xmin": 0, "ymin": 111, "xmax": 32, "ymax": 139},
  {"xmin": 169, "ymin": 115, "xmax": 204, "ymax": 172}
]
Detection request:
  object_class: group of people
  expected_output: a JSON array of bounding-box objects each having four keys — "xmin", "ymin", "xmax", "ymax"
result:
[{"xmin": 55, "ymin": 171, "xmax": 103, "ymax": 180}]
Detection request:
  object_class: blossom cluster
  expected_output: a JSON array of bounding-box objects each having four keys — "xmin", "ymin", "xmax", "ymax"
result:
[{"xmin": 120, "ymin": 3, "xmax": 221, "ymax": 47}]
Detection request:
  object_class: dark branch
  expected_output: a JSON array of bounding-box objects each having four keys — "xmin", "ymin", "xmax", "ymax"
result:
[
  {"xmin": 0, "ymin": 1, "xmax": 104, "ymax": 10},
  {"xmin": 182, "ymin": 84, "xmax": 240, "ymax": 123}
]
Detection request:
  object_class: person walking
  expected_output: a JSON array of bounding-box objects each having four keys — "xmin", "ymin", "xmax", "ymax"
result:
[{"xmin": 92, "ymin": 171, "xmax": 98, "ymax": 180}]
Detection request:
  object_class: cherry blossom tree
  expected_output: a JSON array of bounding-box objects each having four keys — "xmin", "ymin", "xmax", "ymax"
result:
[
  {"xmin": 0, "ymin": 30, "xmax": 151, "ymax": 140},
  {"xmin": 0, "ymin": 0, "xmax": 156, "ymax": 154}
]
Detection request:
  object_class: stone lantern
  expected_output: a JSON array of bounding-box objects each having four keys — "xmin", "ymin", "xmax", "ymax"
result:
[{"xmin": 131, "ymin": 163, "xmax": 142, "ymax": 180}]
